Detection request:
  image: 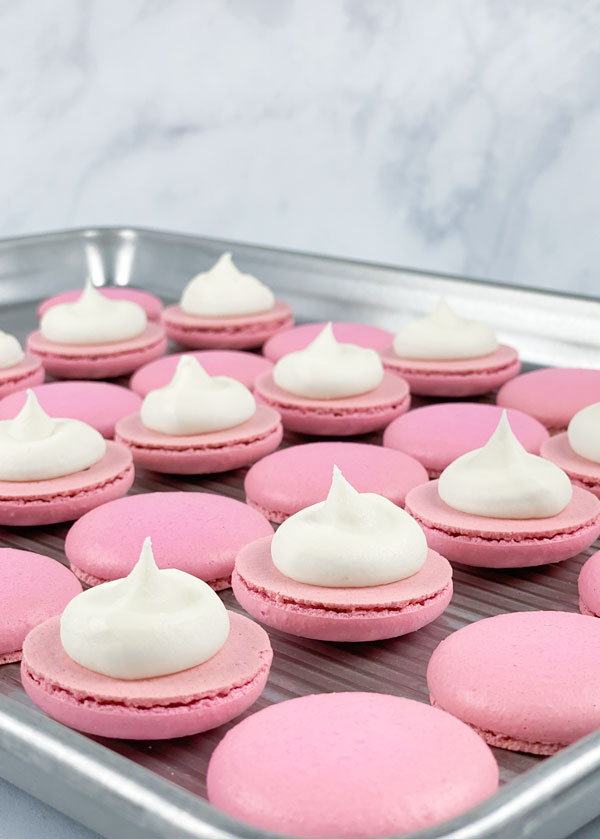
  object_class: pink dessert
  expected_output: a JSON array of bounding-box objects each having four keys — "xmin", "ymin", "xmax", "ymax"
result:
[
  {"xmin": 427, "ymin": 611, "xmax": 600, "ymax": 754},
  {"xmin": 0, "ymin": 381, "xmax": 142, "ymax": 438},
  {"xmin": 578, "ymin": 551, "xmax": 600, "ymax": 617},
  {"xmin": 162, "ymin": 301, "xmax": 294, "ymax": 350},
  {"xmin": 0, "ymin": 549, "xmax": 82, "ymax": 664},
  {"xmin": 541, "ymin": 433, "xmax": 600, "ymax": 499},
  {"xmin": 207, "ymin": 692, "xmax": 499, "ymax": 838},
  {"xmin": 405, "ymin": 481, "xmax": 600, "ymax": 568},
  {"xmin": 27, "ymin": 322, "xmax": 167, "ymax": 379},
  {"xmin": 38, "ymin": 288, "xmax": 163, "ymax": 322},
  {"xmin": 244, "ymin": 441, "xmax": 428, "ymax": 522},
  {"xmin": 129, "ymin": 350, "xmax": 273, "ymax": 396},
  {"xmin": 253, "ymin": 370, "xmax": 410, "ymax": 436},
  {"xmin": 384, "ymin": 403, "xmax": 549, "ymax": 477},
  {"xmin": 0, "ymin": 441, "xmax": 134, "ymax": 526},
  {"xmin": 380, "ymin": 344, "xmax": 521, "ymax": 397},
  {"xmin": 0, "ymin": 354, "xmax": 44, "ymax": 399},
  {"xmin": 115, "ymin": 405, "xmax": 282, "ymax": 474},
  {"xmin": 65, "ymin": 491, "xmax": 273, "ymax": 589},
  {"xmin": 21, "ymin": 612, "xmax": 272, "ymax": 739},
  {"xmin": 263, "ymin": 322, "xmax": 394, "ymax": 362},
  {"xmin": 497, "ymin": 368, "xmax": 600, "ymax": 433},
  {"xmin": 233, "ymin": 536, "xmax": 452, "ymax": 642}
]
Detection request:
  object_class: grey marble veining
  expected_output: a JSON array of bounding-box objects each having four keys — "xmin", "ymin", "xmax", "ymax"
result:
[{"xmin": 1, "ymin": 0, "xmax": 600, "ymax": 295}]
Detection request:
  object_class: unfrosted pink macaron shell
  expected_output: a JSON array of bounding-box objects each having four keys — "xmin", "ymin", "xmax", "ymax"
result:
[
  {"xmin": 427, "ymin": 611, "xmax": 600, "ymax": 753},
  {"xmin": 263, "ymin": 322, "xmax": 394, "ymax": 362},
  {"xmin": 22, "ymin": 612, "xmax": 272, "ymax": 739},
  {"xmin": 0, "ymin": 549, "xmax": 82, "ymax": 663},
  {"xmin": 0, "ymin": 354, "xmax": 45, "ymax": 399},
  {"xmin": 37, "ymin": 288, "xmax": 164, "ymax": 321},
  {"xmin": 541, "ymin": 433, "xmax": 600, "ymax": 499},
  {"xmin": 65, "ymin": 491, "xmax": 273, "ymax": 587},
  {"xmin": 384, "ymin": 402, "xmax": 549, "ymax": 477},
  {"xmin": 129, "ymin": 350, "xmax": 273, "ymax": 396},
  {"xmin": 0, "ymin": 381, "xmax": 142, "ymax": 438},
  {"xmin": 162, "ymin": 301, "xmax": 293, "ymax": 350},
  {"xmin": 578, "ymin": 550, "xmax": 600, "ymax": 617},
  {"xmin": 497, "ymin": 368, "xmax": 600, "ymax": 432},
  {"xmin": 244, "ymin": 441, "xmax": 428, "ymax": 522},
  {"xmin": 207, "ymin": 692, "xmax": 499, "ymax": 838}
]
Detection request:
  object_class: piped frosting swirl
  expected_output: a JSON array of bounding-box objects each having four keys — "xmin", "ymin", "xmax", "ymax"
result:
[{"xmin": 180, "ymin": 252, "xmax": 275, "ymax": 317}]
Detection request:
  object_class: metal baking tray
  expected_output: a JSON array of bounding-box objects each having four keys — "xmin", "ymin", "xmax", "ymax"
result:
[{"xmin": 1, "ymin": 227, "xmax": 600, "ymax": 839}]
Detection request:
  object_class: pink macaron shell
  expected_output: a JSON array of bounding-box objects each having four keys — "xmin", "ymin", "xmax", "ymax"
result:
[
  {"xmin": 497, "ymin": 368, "xmax": 600, "ymax": 433},
  {"xmin": 578, "ymin": 550, "xmax": 600, "ymax": 617},
  {"xmin": 0, "ymin": 441, "xmax": 134, "ymax": 526},
  {"xmin": 263, "ymin": 322, "xmax": 394, "ymax": 362},
  {"xmin": 21, "ymin": 612, "xmax": 272, "ymax": 740},
  {"xmin": 37, "ymin": 288, "xmax": 164, "ymax": 321},
  {"xmin": 427, "ymin": 611, "xmax": 600, "ymax": 754},
  {"xmin": 115, "ymin": 405, "xmax": 282, "ymax": 474},
  {"xmin": 0, "ymin": 550, "xmax": 82, "ymax": 661},
  {"xmin": 26, "ymin": 322, "xmax": 167, "ymax": 379},
  {"xmin": 384, "ymin": 403, "xmax": 549, "ymax": 478},
  {"xmin": 129, "ymin": 350, "xmax": 273, "ymax": 396},
  {"xmin": 65, "ymin": 491, "xmax": 273, "ymax": 587},
  {"xmin": 162, "ymin": 301, "xmax": 294, "ymax": 350},
  {"xmin": 233, "ymin": 536, "xmax": 453, "ymax": 642},
  {"xmin": 0, "ymin": 354, "xmax": 45, "ymax": 398},
  {"xmin": 380, "ymin": 344, "xmax": 521, "ymax": 397},
  {"xmin": 405, "ymin": 481, "xmax": 600, "ymax": 568},
  {"xmin": 253, "ymin": 371, "xmax": 410, "ymax": 436},
  {"xmin": 541, "ymin": 433, "xmax": 600, "ymax": 499},
  {"xmin": 0, "ymin": 381, "xmax": 142, "ymax": 438},
  {"xmin": 207, "ymin": 692, "xmax": 499, "ymax": 838},
  {"xmin": 244, "ymin": 441, "xmax": 428, "ymax": 522}
]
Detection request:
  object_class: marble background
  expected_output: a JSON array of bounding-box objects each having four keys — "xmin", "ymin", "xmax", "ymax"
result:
[{"xmin": 2, "ymin": 0, "xmax": 600, "ymax": 295}]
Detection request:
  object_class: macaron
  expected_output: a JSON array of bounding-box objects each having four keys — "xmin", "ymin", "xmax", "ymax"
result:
[
  {"xmin": 37, "ymin": 287, "xmax": 164, "ymax": 321},
  {"xmin": 541, "ymin": 433, "xmax": 600, "ymax": 499},
  {"xmin": 0, "ymin": 381, "xmax": 142, "ymax": 438},
  {"xmin": 384, "ymin": 403, "xmax": 549, "ymax": 478},
  {"xmin": 497, "ymin": 368, "xmax": 600, "ymax": 433},
  {"xmin": 21, "ymin": 611, "xmax": 271, "ymax": 740},
  {"xmin": 207, "ymin": 692, "xmax": 499, "ymax": 838},
  {"xmin": 263, "ymin": 321, "xmax": 394, "ymax": 362},
  {"xmin": 244, "ymin": 441, "xmax": 428, "ymax": 522},
  {"xmin": 0, "ymin": 549, "xmax": 82, "ymax": 664},
  {"xmin": 65, "ymin": 491, "xmax": 274, "ymax": 588},
  {"xmin": 129, "ymin": 350, "xmax": 273, "ymax": 397},
  {"xmin": 427, "ymin": 611, "xmax": 600, "ymax": 754},
  {"xmin": 0, "ymin": 353, "xmax": 44, "ymax": 399},
  {"xmin": 578, "ymin": 550, "xmax": 600, "ymax": 617}
]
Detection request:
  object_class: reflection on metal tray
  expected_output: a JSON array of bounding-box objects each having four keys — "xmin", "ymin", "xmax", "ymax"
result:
[{"xmin": 0, "ymin": 227, "xmax": 599, "ymax": 839}]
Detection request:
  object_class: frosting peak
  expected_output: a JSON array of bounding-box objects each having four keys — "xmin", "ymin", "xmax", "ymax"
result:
[
  {"xmin": 271, "ymin": 467, "xmax": 427, "ymax": 587},
  {"xmin": 568, "ymin": 402, "xmax": 600, "ymax": 464},
  {"xmin": 60, "ymin": 537, "xmax": 230, "ymax": 680},
  {"xmin": 180, "ymin": 252, "xmax": 275, "ymax": 317},
  {"xmin": 40, "ymin": 279, "xmax": 147, "ymax": 345},
  {"xmin": 273, "ymin": 322, "xmax": 384, "ymax": 399},
  {"xmin": 0, "ymin": 390, "xmax": 106, "ymax": 481},
  {"xmin": 393, "ymin": 298, "xmax": 498, "ymax": 360},
  {"xmin": 140, "ymin": 355, "xmax": 256, "ymax": 435},
  {"xmin": 0, "ymin": 330, "xmax": 25, "ymax": 369},
  {"xmin": 438, "ymin": 411, "xmax": 573, "ymax": 519}
]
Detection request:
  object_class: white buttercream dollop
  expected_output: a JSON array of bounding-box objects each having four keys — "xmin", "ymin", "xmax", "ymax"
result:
[
  {"xmin": 140, "ymin": 356, "xmax": 256, "ymax": 435},
  {"xmin": 438, "ymin": 411, "xmax": 573, "ymax": 519},
  {"xmin": 271, "ymin": 466, "xmax": 428, "ymax": 587},
  {"xmin": 180, "ymin": 252, "xmax": 275, "ymax": 317},
  {"xmin": 568, "ymin": 402, "xmax": 600, "ymax": 464},
  {"xmin": 0, "ymin": 390, "xmax": 106, "ymax": 482},
  {"xmin": 0, "ymin": 330, "xmax": 25, "ymax": 369},
  {"xmin": 40, "ymin": 279, "xmax": 147, "ymax": 345},
  {"xmin": 393, "ymin": 298, "xmax": 499, "ymax": 360},
  {"xmin": 60, "ymin": 537, "xmax": 230, "ymax": 680},
  {"xmin": 273, "ymin": 322, "xmax": 384, "ymax": 399}
]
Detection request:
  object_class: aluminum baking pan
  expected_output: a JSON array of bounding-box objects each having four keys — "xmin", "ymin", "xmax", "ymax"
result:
[{"xmin": 0, "ymin": 226, "xmax": 599, "ymax": 839}]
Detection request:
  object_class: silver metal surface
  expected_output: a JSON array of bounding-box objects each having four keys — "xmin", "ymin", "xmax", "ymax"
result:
[{"xmin": 0, "ymin": 226, "xmax": 599, "ymax": 839}]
